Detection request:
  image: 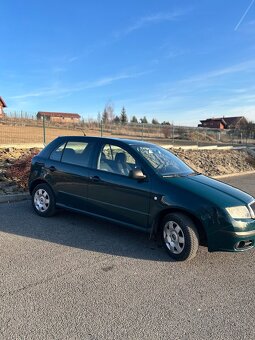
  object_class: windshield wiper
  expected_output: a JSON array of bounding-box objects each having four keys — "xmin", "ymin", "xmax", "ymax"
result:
[
  {"xmin": 163, "ymin": 171, "xmax": 199, "ymax": 178},
  {"xmin": 162, "ymin": 174, "xmax": 183, "ymax": 178},
  {"xmin": 186, "ymin": 171, "xmax": 201, "ymax": 177}
]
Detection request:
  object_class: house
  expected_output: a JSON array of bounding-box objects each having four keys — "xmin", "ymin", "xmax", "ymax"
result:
[
  {"xmin": 198, "ymin": 116, "xmax": 248, "ymax": 129},
  {"xmin": 198, "ymin": 118, "xmax": 227, "ymax": 129},
  {"xmin": 0, "ymin": 96, "xmax": 7, "ymax": 117},
  {"xmin": 37, "ymin": 111, "xmax": 81, "ymax": 124}
]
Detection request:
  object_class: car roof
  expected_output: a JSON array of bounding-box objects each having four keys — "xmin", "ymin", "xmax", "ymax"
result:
[{"xmin": 57, "ymin": 136, "xmax": 156, "ymax": 147}]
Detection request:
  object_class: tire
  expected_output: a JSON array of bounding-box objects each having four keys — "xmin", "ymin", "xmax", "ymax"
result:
[
  {"xmin": 32, "ymin": 183, "xmax": 56, "ymax": 217},
  {"xmin": 160, "ymin": 213, "xmax": 199, "ymax": 261}
]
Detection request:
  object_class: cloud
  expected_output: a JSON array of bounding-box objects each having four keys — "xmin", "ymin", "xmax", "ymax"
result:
[
  {"xmin": 127, "ymin": 12, "xmax": 183, "ymax": 33},
  {"xmin": 68, "ymin": 56, "xmax": 79, "ymax": 63},
  {"xmin": 114, "ymin": 10, "xmax": 187, "ymax": 39},
  {"xmin": 10, "ymin": 70, "xmax": 151, "ymax": 100},
  {"xmin": 179, "ymin": 59, "xmax": 255, "ymax": 85}
]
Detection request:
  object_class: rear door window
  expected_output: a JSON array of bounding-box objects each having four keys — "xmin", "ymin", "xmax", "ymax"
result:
[
  {"xmin": 61, "ymin": 141, "xmax": 94, "ymax": 167},
  {"xmin": 49, "ymin": 143, "xmax": 66, "ymax": 161}
]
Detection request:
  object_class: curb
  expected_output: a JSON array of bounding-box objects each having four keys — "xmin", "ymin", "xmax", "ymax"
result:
[
  {"xmin": 0, "ymin": 193, "xmax": 30, "ymax": 204},
  {"xmin": 213, "ymin": 170, "xmax": 255, "ymax": 179}
]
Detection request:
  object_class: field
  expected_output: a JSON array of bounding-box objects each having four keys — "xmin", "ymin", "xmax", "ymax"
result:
[
  {"xmin": 0, "ymin": 124, "xmax": 87, "ymax": 146},
  {"xmin": 0, "ymin": 118, "xmax": 253, "ymax": 148}
]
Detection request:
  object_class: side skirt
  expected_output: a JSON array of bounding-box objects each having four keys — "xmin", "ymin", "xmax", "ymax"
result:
[{"xmin": 56, "ymin": 203, "xmax": 150, "ymax": 234}]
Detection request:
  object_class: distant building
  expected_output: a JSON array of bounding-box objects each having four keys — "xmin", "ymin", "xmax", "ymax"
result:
[
  {"xmin": 0, "ymin": 96, "xmax": 7, "ymax": 117},
  {"xmin": 221, "ymin": 116, "xmax": 248, "ymax": 129},
  {"xmin": 37, "ymin": 111, "xmax": 81, "ymax": 124},
  {"xmin": 198, "ymin": 116, "xmax": 248, "ymax": 129},
  {"xmin": 198, "ymin": 118, "xmax": 227, "ymax": 129}
]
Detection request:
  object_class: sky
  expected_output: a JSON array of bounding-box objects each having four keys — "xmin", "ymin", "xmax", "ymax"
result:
[{"xmin": 1, "ymin": 0, "xmax": 255, "ymax": 126}]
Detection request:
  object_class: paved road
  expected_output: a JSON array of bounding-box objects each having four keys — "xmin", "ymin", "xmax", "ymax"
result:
[{"xmin": 0, "ymin": 174, "xmax": 254, "ymax": 340}]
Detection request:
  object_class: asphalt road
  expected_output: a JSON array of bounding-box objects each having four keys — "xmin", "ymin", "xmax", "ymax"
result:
[{"xmin": 0, "ymin": 174, "xmax": 254, "ymax": 340}]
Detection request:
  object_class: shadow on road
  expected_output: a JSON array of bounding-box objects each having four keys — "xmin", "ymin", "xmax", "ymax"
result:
[{"xmin": 0, "ymin": 200, "xmax": 180, "ymax": 262}]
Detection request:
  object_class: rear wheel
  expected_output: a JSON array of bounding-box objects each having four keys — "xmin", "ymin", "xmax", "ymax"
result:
[
  {"xmin": 32, "ymin": 183, "xmax": 56, "ymax": 217},
  {"xmin": 161, "ymin": 213, "xmax": 199, "ymax": 261}
]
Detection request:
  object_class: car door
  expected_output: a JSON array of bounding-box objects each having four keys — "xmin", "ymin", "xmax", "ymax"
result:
[
  {"xmin": 87, "ymin": 142, "xmax": 151, "ymax": 229},
  {"xmin": 46, "ymin": 139, "xmax": 95, "ymax": 211}
]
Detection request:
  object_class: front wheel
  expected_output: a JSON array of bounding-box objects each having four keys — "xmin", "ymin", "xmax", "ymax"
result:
[
  {"xmin": 32, "ymin": 183, "xmax": 56, "ymax": 217},
  {"xmin": 161, "ymin": 213, "xmax": 199, "ymax": 261}
]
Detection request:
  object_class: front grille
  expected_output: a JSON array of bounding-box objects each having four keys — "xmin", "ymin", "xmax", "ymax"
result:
[{"xmin": 249, "ymin": 201, "xmax": 255, "ymax": 218}]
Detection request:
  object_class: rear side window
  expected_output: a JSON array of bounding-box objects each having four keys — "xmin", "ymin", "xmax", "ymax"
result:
[
  {"xmin": 49, "ymin": 143, "xmax": 66, "ymax": 161},
  {"xmin": 61, "ymin": 141, "xmax": 93, "ymax": 167}
]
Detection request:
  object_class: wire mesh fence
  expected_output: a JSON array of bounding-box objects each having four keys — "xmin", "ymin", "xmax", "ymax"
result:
[{"xmin": 0, "ymin": 114, "xmax": 254, "ymax": 147}]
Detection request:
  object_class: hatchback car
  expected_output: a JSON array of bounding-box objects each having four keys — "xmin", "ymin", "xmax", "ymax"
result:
[{"xmin": 29, "ymin": 136, "xmax": 255, "ymax": 261}]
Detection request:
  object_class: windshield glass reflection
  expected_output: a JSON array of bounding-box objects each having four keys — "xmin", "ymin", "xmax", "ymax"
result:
[{"xmin": 133, "ymin": 145, "xmax": 194, "ymax": 177}]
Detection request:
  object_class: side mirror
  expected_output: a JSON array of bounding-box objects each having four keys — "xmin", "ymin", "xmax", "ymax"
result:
[{"xmin": 129, "ymin": 168, "xmax": 146, "ymax": 180}]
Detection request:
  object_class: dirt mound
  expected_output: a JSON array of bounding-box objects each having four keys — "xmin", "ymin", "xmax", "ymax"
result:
[
  {"xmin": 171, "ymin": 148, "xmax": 255, "ymax": 176},
  {"xmin": 0, "ymin": 148, "xmax": 40, "ymax": 194}
]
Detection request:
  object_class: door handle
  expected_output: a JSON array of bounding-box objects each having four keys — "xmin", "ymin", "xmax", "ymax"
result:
[
  {"xmin": 89, "ymin": 176, "xmax": 101, "ymax": 182},
  {"xmin": 49, "ymin": 166, "xmax": 56, "ymax": 172},
  {"xmin": 35, "ymin": 162, "xmax": 45, "ymax": 167}
]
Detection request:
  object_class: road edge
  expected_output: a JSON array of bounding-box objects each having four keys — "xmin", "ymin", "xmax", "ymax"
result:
[
  {"xmin": 0, "ymin": 193, "xmax": 30, "ymax": 204},
  {"xmin": 213, "ymin": 170, "xmax": 255, "ymax": 179}
]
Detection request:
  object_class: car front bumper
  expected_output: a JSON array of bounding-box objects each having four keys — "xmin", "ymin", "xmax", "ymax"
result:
[{"xmin": 207, "ymin": 219, "xmax": 255, "ymax": 252}]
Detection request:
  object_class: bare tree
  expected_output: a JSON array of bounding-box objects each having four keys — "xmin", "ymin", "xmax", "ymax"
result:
[{"xmin": 104, "ymin": 101, "xmax": 115, "ymax": 122}]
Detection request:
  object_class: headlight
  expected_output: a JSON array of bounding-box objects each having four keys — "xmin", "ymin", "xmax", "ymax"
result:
[{"xmin": 225, "ymin": 206, "xmax": 251, "ymax": 219}]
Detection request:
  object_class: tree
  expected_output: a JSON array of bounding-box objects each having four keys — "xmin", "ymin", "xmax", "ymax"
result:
[
  {"xmin": 120, "ymin": 107, "xmax": 128, "ymax": 124},
  {"xmin": 130, "ymin": 115, "xmax": 138, "ymax": 123},
  {"xmin": 161, "ymin": 125, "xmax": 172, "ymax": 138},
  {"xmin": 97, "ymin": 112, "xmax": 102, "ymax": 123},
  {"xmin": 140, "ymin": 116, "xmax": 148, "ymax": 124},
  {"xmin": 102, "ymin": 109, "xmax": 109, "ymax": 123},
  {"xmin": 152, "ymin": 118, "xmax": 159, "ymax": 124},
  {"xmin": 113, "ymin": 115, "xmax": 120, "ymax": 124},
  {"xmin": 161, "ymin": 121, "xmax": 170, "ymax": 125},
  {"xmin": 103, "ymin": 102, "xmax": 115, "ymax": 123}
]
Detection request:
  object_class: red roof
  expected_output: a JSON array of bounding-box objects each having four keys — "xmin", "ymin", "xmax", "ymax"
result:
[
  {"xmin": 0, "ymin": 96, "xmax": 7, "ymax": 107},
  {"xmin": 37, "ymin": 111, "xmax": 80, "ymax": 118}
]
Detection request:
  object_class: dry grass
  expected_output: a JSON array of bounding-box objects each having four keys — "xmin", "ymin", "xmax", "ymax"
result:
[{"xmin": 0, "ymin": 124, "xmax": 89, "ymax": 144}]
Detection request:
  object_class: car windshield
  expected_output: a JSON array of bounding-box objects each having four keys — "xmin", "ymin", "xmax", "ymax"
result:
[{"xmin": 132, "ymin": 144, "xmax": 195, "ymax": 177}]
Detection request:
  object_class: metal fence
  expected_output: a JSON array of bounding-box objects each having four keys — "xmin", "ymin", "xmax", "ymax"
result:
[{"xmin": 0, "ymin": 115, "xmax": 254, "ymax": 148}]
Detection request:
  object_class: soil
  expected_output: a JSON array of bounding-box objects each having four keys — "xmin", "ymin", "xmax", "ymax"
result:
[
  {"xmin": 171, "ymin": 148, "xmax": 255, "ymax": 176},
  {"xmin": 0, "ymin": 147, "xmax": 254, "ymax": 195},
  {"xmin": 0, "ymin": 148, "xmax": 40, "ymax": 195}
]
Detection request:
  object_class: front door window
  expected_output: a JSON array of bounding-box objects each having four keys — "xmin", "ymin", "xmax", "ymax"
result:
[{"xmin": 97, "ymin": 144, "xmax": 137, "ymax": 176}]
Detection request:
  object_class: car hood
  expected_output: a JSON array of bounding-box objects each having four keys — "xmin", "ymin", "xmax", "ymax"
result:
[{"xmin": 163, "ymin": 174, "xmax": 254, "ymax": 207}]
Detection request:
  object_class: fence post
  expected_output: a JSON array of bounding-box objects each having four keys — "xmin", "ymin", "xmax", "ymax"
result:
[
  {"xmin": 43, "ymin": 114, "xmax": 46, "ymax": 145},
  {"xmin": 100, "ymin": 119, "xmax": 103, "ymax": 137}
]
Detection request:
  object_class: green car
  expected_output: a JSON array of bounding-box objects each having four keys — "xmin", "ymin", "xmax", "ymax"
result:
[{"xmin": 28, "ymin": 136, "xmax": 255, "ymax": 261}]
